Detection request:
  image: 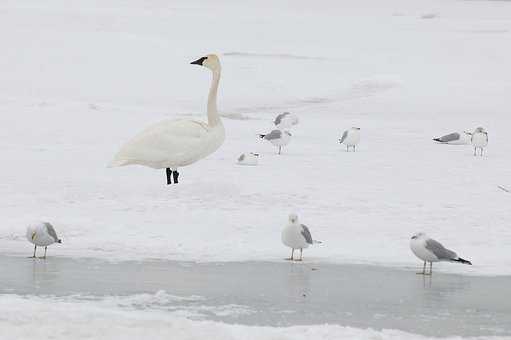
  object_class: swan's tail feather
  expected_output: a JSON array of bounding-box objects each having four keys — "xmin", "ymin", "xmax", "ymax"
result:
[
  {"xmin": 432, "ymin": 138, "xmax": 443, "ymax": 142},
  {"xmin": 258, "ymin": 134, "xmax": 266, "ymax": 139},
  {"xmin": 108, "ymin": 158, "xmax": 130, "ymax": 168}
]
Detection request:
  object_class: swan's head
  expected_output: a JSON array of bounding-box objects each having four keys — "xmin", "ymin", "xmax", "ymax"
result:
[
  {"xmin": 190, "ymin": 54, "xmax": 221, "ymax": 72},
  {"xmin": 289, "ymin": 213, "xmax": 299, "ymax": 224}
]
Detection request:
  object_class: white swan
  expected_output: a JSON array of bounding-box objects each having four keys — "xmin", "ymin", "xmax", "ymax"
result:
[{"xmin": 109, "ymin": 54, "xmax": 225, "ymax": 185}]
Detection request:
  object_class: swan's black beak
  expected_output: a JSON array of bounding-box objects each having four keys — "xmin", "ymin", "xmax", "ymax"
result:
[{"xmin": 190, "ymin": 56, "xmax": 207, "ymax": 66}]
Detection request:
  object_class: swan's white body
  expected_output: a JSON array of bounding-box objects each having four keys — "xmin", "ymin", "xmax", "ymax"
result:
[
  {"xmin": 110, "ymin": 54, "xmax": 225, "ymax": 171},
  {"xmin": 110, "ymin": 120, "xmax": 225, "ymax": 169},
  {"xmin": 237, "ymin": 152, "xmax": 259, "ymax": 166},
  {"xmin": 339, "ymin": 127, "xmax": 361, "ymax": 151}
]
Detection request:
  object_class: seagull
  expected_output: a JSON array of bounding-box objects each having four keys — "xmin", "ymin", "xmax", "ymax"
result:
[
  {"xmin": 471, "ymin": 127, "xmax": 488, "ymax": 156},
  {"xmin": 339, "ymin": 127, "xmax": 361, "ymax": 152},
  {"xmin": 410, "ymin": 232, "xmax": 471, "ymax": 275},
  {"xmin": 273, "ymin": 112, "xmax": 299, "ymax": 129},
  {"xmin": 281, "ymin": 214, "xmax": 321, "ymax": 261},
  {"xmin": 237, "ymin": 152, "xmax": 259, "ymax": 166},
  {"xmin": 259, "ymin": 130, "xmax": 291, "ymax": 155},
  {"xmin": 26, "ymin": 222, "xmax": 62, "ymax": 259},
  {"xmin": 432, "ymin": 131, "xmax": 472, "ymax": 145}
]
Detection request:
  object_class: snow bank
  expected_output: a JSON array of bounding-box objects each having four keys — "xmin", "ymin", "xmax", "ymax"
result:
[
  {"xmin": 0, "ymin": 294, "xmax": 501, "ymax": 340},
  {"xmin": 1, "ymin": 0, "xmax": 511, "ymax": 275}
]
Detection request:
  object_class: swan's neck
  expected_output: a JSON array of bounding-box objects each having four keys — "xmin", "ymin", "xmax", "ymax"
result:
[{"xmin": 207, "ymin": 69, "xmax": 221, "ymax": 126}]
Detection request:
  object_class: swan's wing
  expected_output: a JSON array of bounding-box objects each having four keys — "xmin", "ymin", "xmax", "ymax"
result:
[
  {"xmin": 300, "ymin": 224, "xmax": 313, "ymax": 245},
  {"xmin": 111, "ymin": 119, "xmax": 209, "ymax": 168},
  {"xmin": 425, "ymin": 238, "xmax": 457, "ymax": 260},
  {"xmin": 339, "ymin": 130, "xmax": 348, "ymax": 144}
]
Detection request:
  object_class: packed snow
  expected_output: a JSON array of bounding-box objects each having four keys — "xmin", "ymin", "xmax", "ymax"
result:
[
  {"xmin": 0, "ymin": 294, "xmax": 505, "ymax": 340},
  {"xmin": 1, "ymin": 0, "xmax": 511, "ymax": 277}
]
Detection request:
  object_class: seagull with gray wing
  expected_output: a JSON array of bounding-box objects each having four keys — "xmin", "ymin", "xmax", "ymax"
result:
[
  {"xmin": 273, "ymin": 112, "xmax": 299, "ymax": 129},
  {"xmin": 471, "ymin": 127, "xmax": 488, "ymax": 156},
  {"xmin": 237, "ymin": 152, "xmax": 259, "ymax": 166},
  {"xmin": 339, "ymin": 127, "xmax": 360, "ymax": 152},
  {"xmin": 281, "ymin": 213, "xmax": 321, "ymax": 261},
  {"xmin": 26, "ymin": 222, "xmax": 62, "ymax": 259},
  {"xmin": 410, "ymin": 232, "xmax": 471, "ymax": 275},
  {"xmin": 259, "ymin": 129, "xmax": 291, "ymax": 155},
  {"xmin": 433, "ymin": 131, "xmax": 472, "ymax": 145}
]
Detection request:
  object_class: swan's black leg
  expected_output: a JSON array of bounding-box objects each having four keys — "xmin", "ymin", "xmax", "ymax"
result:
[
  {"xmin": 173, "ymin": 170, "xmax": 179, "ymax": 184},
  {"xmin": 166, "ymin": 168, "xmax": 172, "ymax": 185}
]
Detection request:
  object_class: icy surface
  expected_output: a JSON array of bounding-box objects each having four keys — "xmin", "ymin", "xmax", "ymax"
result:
[
  {"xmin": 0, "ymin": 294, "xmax": 505, "ymax": 340},
  {"xmin": 1, "ymin": 0, "xmax": 511, "ymax": 276},
  {"xmin": 1, "ymin": 256, "xmax": 510, "ymax": 337}
]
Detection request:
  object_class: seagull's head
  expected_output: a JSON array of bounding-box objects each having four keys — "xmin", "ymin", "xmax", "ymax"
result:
[
  {"xmin": 473, "ymin": 127, "xmax": 485, "ymax": 133},
  {"xmin": 352, "ymin": 127, "xmax": 361, "ymax": 130},
  {"xmin": 190, "ymin": 54, "xmax": 221, "ymax": 72},
  {"xmin": 411, "ymin": 232, "xmax": 426, "ymax": 240},
  {"xmin": 250, "ymin": 152, "xmax": 260, "ymax": 157},
  {"xmin": 289, "ymin": 213, "xmax": 299, "ymax": 224}
]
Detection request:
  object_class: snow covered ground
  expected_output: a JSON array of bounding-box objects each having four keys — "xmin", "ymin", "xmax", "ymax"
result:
[
  {"xmin": 0, "ymin": 294, "xmax": 504, "ymax": 340},
  {"xmin": 1, "ymin": 1, "xmax": 511, "ymax": 274},
  {"xmin": 2, "ymin": 1, "xmax": 511, "ymax": 338}
]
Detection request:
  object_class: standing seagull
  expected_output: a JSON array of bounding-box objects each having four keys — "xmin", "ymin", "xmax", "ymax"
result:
[
  {"xmin": 109, "ymin": 54, "xmax": 225, "ymax": 185},
  {"xmin": 259, "ymin": 130, "xmax": 291, "ymax": 155},
  {"xmin": 410, "ymin": 232, "xmax": 471, "ymax": 275},
  {"xmin": 432, "ymin": 131, "xmax": 472, "ymax": 145},
  {"xmin": 26, "ymin": 222, "xmax": 62, "ymax": 259},
  {"xmin": 274, "ymin": 112, "xmax": 299, "ymax": 129},
  {"xmin": 339, "ymin": 127, "xmax": 361, "ymax": 152},
  {"xmin": 281, "ymin": 214, "xmax": 320, "ymax": 261},
  {"xmin": 471, "ymin": 127, "xmax": 488, "ymax": 156}
]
